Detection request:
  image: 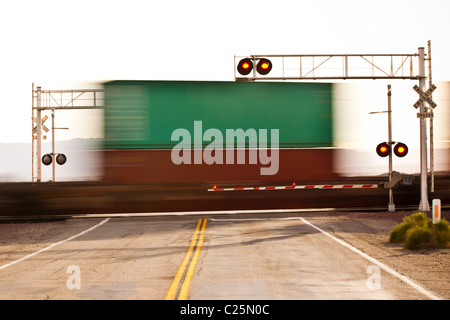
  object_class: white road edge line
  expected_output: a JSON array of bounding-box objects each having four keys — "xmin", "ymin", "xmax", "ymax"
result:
[
  {"xmin": 0, "ymin": 218, "xmax": 110, "ymax": 271},
  {"xmin": 299, "ymin": 217, "xmax": 443, "ymax": 300}
]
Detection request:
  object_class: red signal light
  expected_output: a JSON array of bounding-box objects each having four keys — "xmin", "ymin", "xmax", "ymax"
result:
[
  {"xmin": 237, "ymin": 58, "xmax": 253, "ymax": 76},
  {"xmin": 394, "ymin": 142, "xmax": 408, "ymax": 157},
  {"xmin": 376, "ymin": 142, "xmax": 391, "ymax": 157},
  {"xmin": 256, "ymin": 58, "xmax": 272, "ymax": 75}
]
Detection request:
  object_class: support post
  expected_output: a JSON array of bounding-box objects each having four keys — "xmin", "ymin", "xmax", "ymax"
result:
[
  {"xmin": 52, "ymin": 109, "xmax": 55, "ymax": 182},
  {"xmin": 428, "ymin": 40, "xmax": 434, "ymax": 193},
  {"xmin": 36, "ymin": 86, "xmax": 42, "ymax": 183},
  {"xmin": 31, "ymin": 83, "xmax": 35, "ymax": 183},
  {"xmin": 387, "ymin": 85, "xmax": 395, "ymax": 212},
  {"xmin": 418, "ymin": 47, "xmax": 430, "ymax": 211}
]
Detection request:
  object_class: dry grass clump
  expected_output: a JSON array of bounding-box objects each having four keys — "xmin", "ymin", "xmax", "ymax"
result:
[{"xmin": 389, "ymin": 212, "xmax": 450, "ymax": 250}]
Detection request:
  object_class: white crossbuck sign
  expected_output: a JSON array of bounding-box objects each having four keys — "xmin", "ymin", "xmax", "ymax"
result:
[
  {"xmin": 413, "ymin": 83, "xmax": 437, "ymax": 109},
  {"xmin": 32, "ymin": 115, "xmax": 49, "ymax": 134}
]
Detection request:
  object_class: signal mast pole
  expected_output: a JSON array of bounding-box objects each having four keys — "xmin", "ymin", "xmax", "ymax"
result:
[
  {"xmin": 387, "ymin": 85, "xmax": 394, "ymax": 212},
  {"xmin": 418, "ymin": 47, "xmax": 430, "ymax": 212}
]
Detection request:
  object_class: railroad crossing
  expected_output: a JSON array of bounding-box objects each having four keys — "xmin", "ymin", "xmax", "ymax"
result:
[{"xmin": 235, "ymin": 41, "xmax": 437, "ymax": 212}]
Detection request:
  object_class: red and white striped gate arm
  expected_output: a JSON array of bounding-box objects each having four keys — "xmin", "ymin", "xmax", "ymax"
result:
[{"xmin": 208, "ymin": 183, "xmax": 379, "ymax": 192}]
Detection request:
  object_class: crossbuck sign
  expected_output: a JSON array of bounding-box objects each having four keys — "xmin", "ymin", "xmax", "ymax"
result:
[{"xmin": 413, "ymin": 83, "xmax": 437, "ymax": 109}]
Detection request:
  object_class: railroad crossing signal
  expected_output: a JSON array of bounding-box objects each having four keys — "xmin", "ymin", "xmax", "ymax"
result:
[
  {"xmin": 42, "ymin": 154, "xmax": 52, "ymax": 166},
  {"xmin": 376, "ymin": 142, "xmax": 391, "ymax": 157},
  {"xmin": 376, "ymin": 142, "xmax": 408, "ymax": 157},
  {"xmin": 56, "ymin": 153, "xmax": 67, "ymax": 165},
  {"xmin": 42, "ymin": 153, "xmax": 67, "ymax": 166},
  {"xmin": 237, "ymin": 58, "xmax": 253, "ymax": 76},
  {"xmin": 256, "ymin": 58, "xmax": 272, "ymax": 75},
  {"xmin": 235, "ymin": 43, "xmax": 435, "ymax": 212},
  {"xmin": 237, "ymin": 58, "xmax": 273, "ymax": 76},
  {"xmin": 393, "ymin": 142, "xmax": 408, "ymax": 157},
  {"xmin": 413, "ymin": 83, "xmax": 437, "ymax": 109}
]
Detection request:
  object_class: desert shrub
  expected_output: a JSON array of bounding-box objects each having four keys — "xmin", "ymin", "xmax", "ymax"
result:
[
  {"xmin": 404, "ymin": 226, "xmax": 433, "ymax": 250},
  {"xmin": 389, "ymin": 212, "xmax": 450, "ymax": 250},
  {"xmin": 389, "ymin": 222, "xmax": 411, "ymax": 243},
  {"xmin": 389, "ymin": 212, "xmax": 427, "ymax": 243},
  {"xmin": 433, "ymin": 219, "xmax": 450, "ymax": 247}
]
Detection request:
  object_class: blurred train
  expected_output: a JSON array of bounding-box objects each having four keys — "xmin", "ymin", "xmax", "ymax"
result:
[
  {"xmin": 102, "ymin": 80, "xmax": 339, "ymax": 187},
  {"xmin": 94, "ymin": 79, "xmax": 450, "ymax": 213},
  {"xmin": 2, "ymin": 80, "xmax": 449, "ymax": 217}
]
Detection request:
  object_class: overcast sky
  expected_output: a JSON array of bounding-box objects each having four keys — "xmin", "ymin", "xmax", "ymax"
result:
[{"xmin": 1, "ymin": 0, "xmax": 450, "ymax": 145}]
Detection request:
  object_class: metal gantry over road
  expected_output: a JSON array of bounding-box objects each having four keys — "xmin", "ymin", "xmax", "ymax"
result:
[
  {"xmin": 31, "ymin": 84, "xmax": 103, "ymax": 183},
  {"xmin": 235, "ymin": 41, "xmax": 437, "ymax": 212}
]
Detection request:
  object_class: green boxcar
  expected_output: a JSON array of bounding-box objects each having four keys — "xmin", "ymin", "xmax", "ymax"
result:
[{"xmin": 103, "ymin": 80, "xmax": 333, "ymax": 149}]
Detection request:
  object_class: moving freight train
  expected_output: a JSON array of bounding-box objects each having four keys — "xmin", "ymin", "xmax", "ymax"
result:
[
  {"xmin": 102, "ymin": 80, "xmax": 338, "ymax": 186},
  {"xmin": 3, "ymin": 80, "xmax": 449, "ymax": 216}
]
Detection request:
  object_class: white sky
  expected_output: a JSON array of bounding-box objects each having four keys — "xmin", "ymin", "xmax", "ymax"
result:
[{"xmin": 1, "ymin": 0, "xmax": 450, "ymax": 147}]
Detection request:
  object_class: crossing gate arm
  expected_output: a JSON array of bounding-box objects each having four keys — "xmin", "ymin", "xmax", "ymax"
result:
[{"xmin": 208, "ymin": 184, "xmax": 380, "ymax": 192}]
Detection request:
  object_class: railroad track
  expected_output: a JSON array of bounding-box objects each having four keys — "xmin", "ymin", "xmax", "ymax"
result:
[{"xmin": 0, "ymin": 175, "xmax": 448, "ymax": 218}]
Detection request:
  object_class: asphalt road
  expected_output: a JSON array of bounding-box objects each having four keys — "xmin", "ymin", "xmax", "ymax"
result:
[{"xmin": 0, "ymin": 211, "xmax": 443, "ymax": 300}]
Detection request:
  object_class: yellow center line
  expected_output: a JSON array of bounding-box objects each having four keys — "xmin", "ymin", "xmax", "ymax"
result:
[
  {"xmin": 164, "ymin": 219, "xmax": 202, "ymax": 300},
  {"xmin": 164, "ymin": 219, "xmax": 207, "ymax": 300},
  {"xmin": 178, "ymin": 219, "xmax": 207, "ymax": 300}
]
